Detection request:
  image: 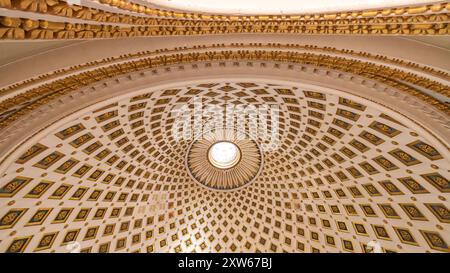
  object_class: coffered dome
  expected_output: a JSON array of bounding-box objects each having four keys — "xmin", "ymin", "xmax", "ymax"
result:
[
  {"xmin": 0, "ymin": 0, "xmax": 448, "ymax": 254},
  {"xmin": 0, "ymin": 77, "xmax": 449, "ymax": 253}
]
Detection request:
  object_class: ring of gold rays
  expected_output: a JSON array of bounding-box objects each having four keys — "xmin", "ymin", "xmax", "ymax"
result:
[{"xmin": 186, "ymin": 128, "xmax": 263, "ymax": 190}]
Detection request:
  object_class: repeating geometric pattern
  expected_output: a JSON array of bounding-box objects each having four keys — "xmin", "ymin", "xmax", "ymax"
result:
[{"xmin": 0, "ymin": 81, "xmax": 449, "ymax": 253}]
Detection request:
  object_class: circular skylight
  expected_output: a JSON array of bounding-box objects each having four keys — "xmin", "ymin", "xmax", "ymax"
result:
[
  {"xmin": 208, "ymin": 141, "xmax": 241, "ymax": 169},
  {"xmin": 186, "ymin": 128, "xmax": 263, "ymax": 190}
]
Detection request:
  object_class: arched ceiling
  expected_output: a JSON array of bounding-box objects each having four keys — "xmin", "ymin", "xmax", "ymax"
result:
[{"xmin": 0, "ymin": 1, "xmax": 449, "ymax": 254}]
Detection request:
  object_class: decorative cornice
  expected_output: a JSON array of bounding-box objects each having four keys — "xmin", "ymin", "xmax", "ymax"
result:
[
  {"xmin": 0, "ymin": 15, "xmax": 448, "ymax": 40},
  {"xmin": 97, "ymin": 0, "xmax": 450, "ymax": 21},
  {"xmin": 2, "ymin": 43, "xmax": 448, "ymax": 97},
  {"xmin": 0, "ymin": 46, "xmax": 448, "ymax": 131},
  {"xmin": 0, "ymin": 1, "xmax": 449, "ymax": 39},
  {"xmin": 0, "ymin": 1, "xmax": 449, "ymax": 26}
]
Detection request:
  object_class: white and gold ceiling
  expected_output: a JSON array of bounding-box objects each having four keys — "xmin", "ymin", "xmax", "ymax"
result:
[{"xmin": 0, "ymin": 1, "xmax": 449, "ymax": 253}]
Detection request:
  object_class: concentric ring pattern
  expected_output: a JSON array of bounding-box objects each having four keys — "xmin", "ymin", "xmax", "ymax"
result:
[
  {"xmin": 0, "ymin": 81, "xmax": 449, "ymax": 253},
  {"xmin": 186, "ymin": 128, "xmax": 263, "ymax": 190}
]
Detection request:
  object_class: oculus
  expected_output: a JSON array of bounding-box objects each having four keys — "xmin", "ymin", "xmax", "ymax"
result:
[
  {"xmin": 207, "ymin": 141, "xmax": 241, "ymax": 169},
  {"xmin": 186, "ymin": 128, "xmax": 263, "ymax": 190}
]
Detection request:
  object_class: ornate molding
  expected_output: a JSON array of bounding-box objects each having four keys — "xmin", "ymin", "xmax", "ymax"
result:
[
  {"xmin": 98, "ymin": 0, "xmax": 450, "ymax": 21},
  {"xmin": 4, "ymin": 1, "xmax": 447, "ymax": 21},
  {"xmin": 2, "ymin": 43, "xmax": 448, "ymax": 97},
  {"xmin": 1, "ymin": 0, "xmax": 449, "ymax": 27},
  {"xmin": 0, "ymin": 15, "xmax": 448, "ymax": 40},
  {"xmin": 0, "ymin": 45, "xmax": 448, "ymax": 131}
]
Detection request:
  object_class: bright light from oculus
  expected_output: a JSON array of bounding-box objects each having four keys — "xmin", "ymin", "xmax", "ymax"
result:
[{"xmin": 208, "ymin": 141, "xmax": 241, "ymax": 169}]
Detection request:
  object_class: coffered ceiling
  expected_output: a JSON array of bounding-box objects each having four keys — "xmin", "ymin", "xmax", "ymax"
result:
[
  {"xmin": 1, "ymin": 80, "xmax": 449, "ymax": 253},
  {"xmin": 0, "ymin": 1, "xmax": 448, "ymax": 253}
]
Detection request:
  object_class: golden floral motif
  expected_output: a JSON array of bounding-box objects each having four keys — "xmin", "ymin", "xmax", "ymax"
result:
[
  {"xmin": 52, "ymin": 3, "xmax": 82, "ymax": 17},
  {"xmin": 0, "ymin": 15, "xmax": 448, "ymax": 41},
  {"xmin": 0, "ymin": 0, "xmax": 448, "ymax": 35},
  {"xmin": 6, "ymin": 237, "xmax": 31, "ymax": 253},
  {"xmin": 16, "ymin": 0, "xmax": 58, "ymax": 13},
  {"xmin": 0, "ymin": 177, "xmax": 32, "ymax": 197},
  {"xmin": 98, "ymin": 0, "xmax": 450, "ymax": 21}
]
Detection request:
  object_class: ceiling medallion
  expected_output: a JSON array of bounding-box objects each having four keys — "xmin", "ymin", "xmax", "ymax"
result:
[{"xmin": 186, "ymin": 128, "xmax": 263, "ymax": 191}]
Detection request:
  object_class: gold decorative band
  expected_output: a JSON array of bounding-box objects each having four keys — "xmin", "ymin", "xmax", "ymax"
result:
[
  {"xmin": 0, "ymin": 46, "xmax": 448, "ymax": 130},
  {"xmin": 1, "ymin": 43, "xmax": 448, "ymax": 96},
  {"xmin": 99, "ymin": 0, "xmax": 450, "ymax": 21},
  {"xmin": 0, "ymin": 1, "xmax": 449, "ymax": 27},
  {"xmin": 0, "ymin": 15, "xmax": 448, "ymax": 40}
]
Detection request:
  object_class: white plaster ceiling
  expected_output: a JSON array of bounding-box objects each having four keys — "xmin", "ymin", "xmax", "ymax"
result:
[{"xmin": 148, "ymin": 0, "xmax": 438, "ymax": 15}]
